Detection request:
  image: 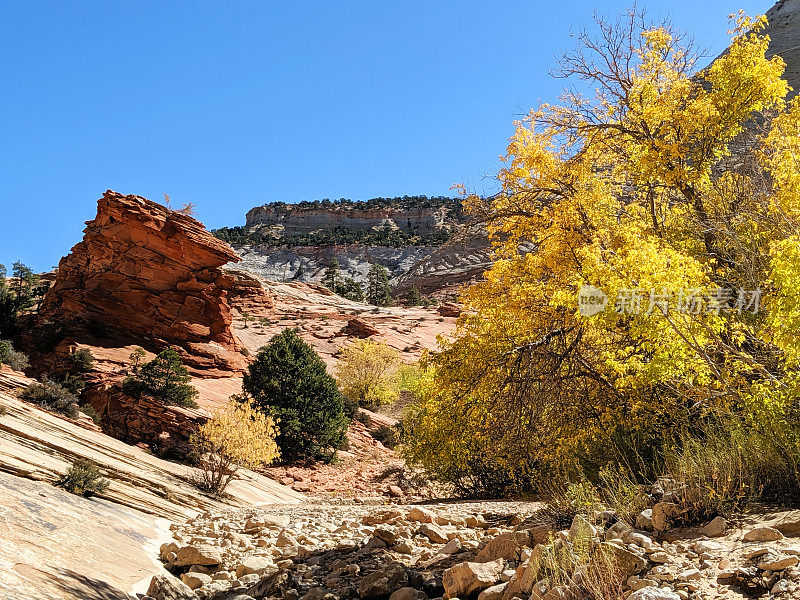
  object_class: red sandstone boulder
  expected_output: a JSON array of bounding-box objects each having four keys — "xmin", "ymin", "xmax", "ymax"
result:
[{"xmin": 38, "ymin": 191, "xmax": 247, "ymax": 376}]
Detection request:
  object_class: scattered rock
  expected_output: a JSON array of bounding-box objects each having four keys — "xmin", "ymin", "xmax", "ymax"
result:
[
  {"xmin": 442, "ymin": 559, "xmax": 504, "ymax": 599},
  {"xmin": 147, "ymin": 573, "xmax": 199, "ymax": 600},
  {"xmin": 743, "ymin": 527, "xmax": 784, "ymax": 542},
  {"xmin": 700, "ymin": 516, "xmax": 727, "ymax": 537}
]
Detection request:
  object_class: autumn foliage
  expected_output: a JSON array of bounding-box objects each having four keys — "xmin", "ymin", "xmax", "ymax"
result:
[
  {"xmin": 404, "ymin": 10, "xmax": 800, "ymax": 496},
  {"xmin": 192, "ymin": 398, "xmax": 279, "ymax": 494}
]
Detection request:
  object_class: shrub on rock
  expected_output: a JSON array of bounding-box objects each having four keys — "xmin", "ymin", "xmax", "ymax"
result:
[
  {"xmin": 122, "ymin": 347, "xmax": 198, "ymax": 408},
  {"xmin": 58, "ymin": 458, "xmax": 110, "ymax": 498},
  {"xmin": 19, "ymin": 376, "xmax": 79, "ymax": 418}
]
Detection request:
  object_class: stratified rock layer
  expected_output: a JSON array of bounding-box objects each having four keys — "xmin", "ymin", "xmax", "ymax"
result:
[{"xmin": 39, "ymin": 191, "xmax": 246, "ymax": 375}]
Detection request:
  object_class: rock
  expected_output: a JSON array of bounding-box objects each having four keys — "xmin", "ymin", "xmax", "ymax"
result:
[
  {"xmin": 693, "ymin": 540, "xmax": 724, "ymax": 554},
  {"xmin": 743, "ymin": 526, "xmax": 784, "ymax": 542},
  {"xmin": 569, "ymin": 514, "xmax": 597, "ymax": 541},
  {"xmin": 652, "ymin": 502, "xmax": 681, "ymax": 532},
  {"xmin": 636, "ymin": 509, "xmax": 653, "ymax": 531},
  {"xmin": 477, "ymin": 583, "xmax": 507, "ymax": 600},
  {"xmin": 599, "ymin": 542, "xmax": 647, "ymax": 577},
  {"xmin": 235, "ymin": 556, "xmax": 275, "ymax": 578},
  {"xmin": 180, "ymin": 572, "xmax": 211, "ymax": 590},
  {"xmin": 758, "ymin": 555, "xmax": 799, "ymax": 570},
  {"xmin": 37, "ymin": 191, "xmax": 246, "ymax": 376},
  {"xmin": 173, "ymin": 544, "xmax": 223, "ymax": 567},
  {"xmin": 357, "ymin": 563, "xmax": 409, "ymax": 599},
  {"xmin": 408, "ymin": 507, "xmax": 436, "ymax": 523},
  {"xmin": 389, "ymin": 587, "xmax": 428, "ymax": 600},
  {"xmin": 442, "ymin": 559, "xmax": 504, "ymax": 599},
  {"xmin": 419, "ymin": 523, "xmax": 450, "ymax": 544},
  {"xmin": 465, "ymin": 515, "xmax": 488, "ymax": 529},
  {"xmin": 387, "ymin": 485, "xmax": 405, "ymax": 497},
  {"xmin": 341, "ymin": 318, "xmax": 381, "ymax": 339},
  {"xmin": 374, "ymin": 527, "xmax": 398, "ymax": 545},
  {"xmin": 475, "ymin": 532, "xmax": 530, "ymax": 563},
  {"xmin": 700, "ymin": 516, "xmax": 727, "ymax": 537},
  {"xmin": 627, "ymin": 589, "xmax": 681, "ymax": 600},
  {"xmin": 147, "ymin": 573, "xmax": 199, "ymax": 600}
]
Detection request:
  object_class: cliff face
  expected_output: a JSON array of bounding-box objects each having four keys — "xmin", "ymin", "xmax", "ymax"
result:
[
  {"xmin": 39, "ymin": 191, "xmax": 246, "ymax": 375},
  {"xmin": 245, "ymin": 204, "xmax": 454, "ymax": 236}
]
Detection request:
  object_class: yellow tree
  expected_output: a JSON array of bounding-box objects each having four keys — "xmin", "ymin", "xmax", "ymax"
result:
[
  {"xmin": 404, "ymin": 9, "xmax": 800, "ymax": 495},
  {"xmin": 192, "ymin": 398, "xmax": 280, "ymax": 494},
  {"xmin": 336, "ymin": 339, "xmax": 401, "ymax": 407}
]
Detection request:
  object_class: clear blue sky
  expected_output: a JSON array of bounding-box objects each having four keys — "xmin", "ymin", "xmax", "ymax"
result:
[{"xmin": 0, "ymin": 1, "xmax": 766, "ymax": 271}]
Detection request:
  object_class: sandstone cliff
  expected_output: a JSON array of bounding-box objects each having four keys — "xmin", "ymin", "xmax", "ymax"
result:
[{"xmin": 38, "ymin": 190, "xmax": 246, "ymax": 375}]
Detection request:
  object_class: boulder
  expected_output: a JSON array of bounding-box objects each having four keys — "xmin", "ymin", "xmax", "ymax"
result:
[
  {"xmin": 627, "ymin": 589, "xmax": 681, "ymax": 600},
  {"xmin": 180, "ymin": 572, "xmax": 211, "ymax": 590},
  {"xmin": 147, "ymin": 573, "xmax": 199, "ymax": 600},
  {"xmin": 652, "ymin": 502, "xmax": 681, "ymax": 532},
  {"xmin": 418, "ymin": 523, "xmax": 449, "ymax": 544},
  {"xmin": 389, "ymin": 587, "xmax": 428, "ymax": 600},
  {"xmin": 743, "ymin": 527, "xmax": 784, "ymax": 542},
  {"xmin": 701, "ymin": 516, "xmax": 727, "ymax": 538},
  {"xmin": 408, "ymin": 507, "xmax": 437, "ymax": 523},
  {"xmin": 172, "ymin": 544, "xmax": 223, "ymax": 567},
  {"xmin": 37, "ymin": 191, "xmax": 246, "ymax": 376},
  {"xmin": 476, "ymin": 532, "xmax": 530, "ymax": 563},
  {"xmin": 599, "ymin": 542, "xmax": 647, "ymax": 578},
  {"xmin": 442, "ymin": 559, "xmax": 504, "ymax": 599},
  {"xmin": 477, "ymin": 583, "xmax": 507, "ymax": 600},
  {"xmin": 357, "ymin": 563, "xmax": 409, "ymax": 599}
]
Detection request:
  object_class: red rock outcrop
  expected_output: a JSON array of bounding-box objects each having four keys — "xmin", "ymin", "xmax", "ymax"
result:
[
  {"xmin": 38, "ymin": 191, "xmax": 246, "ymax": 375},
  {"xmin": 225, "ymin": 268, "xmax": 275, "ymax": 319}
]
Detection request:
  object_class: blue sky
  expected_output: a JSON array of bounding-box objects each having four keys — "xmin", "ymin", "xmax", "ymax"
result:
[{"xmin": 0, "ymin": 1, "xmax": 765, "ymax": 271}]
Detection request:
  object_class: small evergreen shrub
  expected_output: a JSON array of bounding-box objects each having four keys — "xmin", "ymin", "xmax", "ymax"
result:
[
  {"xmin": 80, "ymin": 404, "xmax": 102, "ymax": 425},
  {"xmin": 58, "ymin": 459, "xmax": 110, "ymax": 497},
  {"xmin": 122, "ymin": 348, "xmax": 198, "ymax": 408},
  {"xmin": 19, "ymin": 377, "xmax": 80, "ymax": 418},
  {"xmin": 69, "ymin": 348, "xmax": 95, "ymax": 372},
  {"xmin": 0, "ymin": 339, "xmax": 29, "ymax": 371}
]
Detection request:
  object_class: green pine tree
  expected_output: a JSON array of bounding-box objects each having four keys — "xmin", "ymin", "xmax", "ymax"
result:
[
  {"xmin": 322, "ymin": 258, "xmax": 341, "ymax": 292},
  {"xmin": 367, "ymin": 264, "xmax": 392, "ymax": 306},
  {"xmin": 240, "ymin": 329, "xmax": 348, "ymax": 461}
]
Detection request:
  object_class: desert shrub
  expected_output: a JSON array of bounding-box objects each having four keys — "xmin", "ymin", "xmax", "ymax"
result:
[
  {"xmin": 664, "ymin": 423, "xmax": 800, "ymax": 520},
  {"xmin": 58, "ymin": 459, "xmax": 110, "ymax": 497},
  {"xmin": 68, "ymin": 348, "xmax": 95, "ymax": 372},
  {"xmin": 241, "ymin": 329, "xmax": 348, "ymax": 461},
  {"xmin": 336, "ymin": 339, "xmax": 401, "ymax": 407},
  {"xmin": 598, "ymin": 466, "xmax": 649, "ymax": 525},
  {"xmin": 59, "ymin": 373, "xmax": 85, "ymax": 395},
  {"xmin": 192, "ymin": 398, "xmax": 279, "ymax": 495},
  {"xmin": 80, "ymin": 404, "xmax": 102, "ymax": 425},
  {"xmin": 19, "ymin": 377, "xmax": 80, "ymax": 418},
  {"xmin": 540, "ymin": 479, "xmax": 601, "ymax": 529},
  {"xmin": 0, "ymin": 339, "xmax": 29, "ymax": 371},
  {"xmin": 372, "ymin": 424, "xmax": 401, "ymax": 449},
  {"xmin": 122, "ymin": 348, "xmax": 198, "ymax": 408}
]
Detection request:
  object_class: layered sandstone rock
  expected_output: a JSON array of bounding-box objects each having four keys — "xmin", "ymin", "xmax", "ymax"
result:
[{"xmin": 38, "ymin": 191, "xmax": 246, "ymax": 375}]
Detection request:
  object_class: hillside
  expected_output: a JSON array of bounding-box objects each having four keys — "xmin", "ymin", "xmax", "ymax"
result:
[{"xmin": 214, "ymin": 196, "xmax": 492, "ymax": 295}]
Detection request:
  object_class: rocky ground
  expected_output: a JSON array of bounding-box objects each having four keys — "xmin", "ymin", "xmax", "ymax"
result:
[{"xmin": 142, "ymin": 498, "xmax": 800, "ymax": 600}]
